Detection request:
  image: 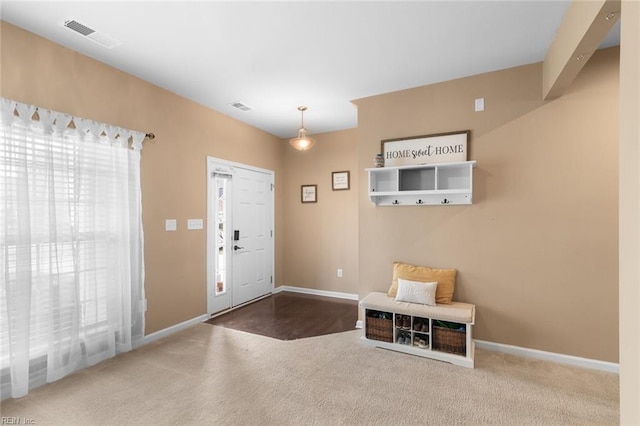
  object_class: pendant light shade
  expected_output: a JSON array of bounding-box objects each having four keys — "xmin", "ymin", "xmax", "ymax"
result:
[{"xmin": 289, "ymin": 106, "xmax": 316, "ymax": 151}]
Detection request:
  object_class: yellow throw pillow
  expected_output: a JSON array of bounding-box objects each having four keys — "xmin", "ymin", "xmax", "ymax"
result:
[{"xmin": 387, "ymin": 262, "xmax": 457, "ymax": 304}]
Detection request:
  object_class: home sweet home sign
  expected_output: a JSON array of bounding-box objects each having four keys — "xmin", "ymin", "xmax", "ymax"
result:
[{"xmin": 382, "ymin": 130, "xmax": 469, "ymax": 167}]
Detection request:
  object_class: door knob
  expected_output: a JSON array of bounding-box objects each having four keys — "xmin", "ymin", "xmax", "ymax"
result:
[{"xmin": 234, "ymin": 245, "xmax": 244, "ymax": 251}]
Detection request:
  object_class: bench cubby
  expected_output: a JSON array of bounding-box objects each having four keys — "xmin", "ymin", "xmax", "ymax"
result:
[{"xmin": 359, "ymin": 292, "xmax": 475, "ymax": 368}]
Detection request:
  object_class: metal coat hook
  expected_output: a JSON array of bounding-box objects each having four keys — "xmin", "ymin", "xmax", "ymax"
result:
[
  {"xmin": 392, "ymin": 200, "xmax": 400, "ymax": 205},
  {"xmin": 416, "ymin": 199, "xmax": 424, "ymax": 205},
  {"xmin": 441, "ymin": 198, "xmax": 450, "ymax": 204}
]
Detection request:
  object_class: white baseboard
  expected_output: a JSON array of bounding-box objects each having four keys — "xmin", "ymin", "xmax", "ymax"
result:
[
  {"xmin": 474, "ymin": 339, "xmax": 619, "ymax": 373},
  {"xmin": 273, "ymin": 285, "xmax": 359, "ymax": 301},
  {"xmin": 273, "ymin": 289, "xmax": 617, "ymax": 373},
  {"xmin": 142, "ymin": 304, "xmax": 617, "ymax": 374},
  {"xmin": 144, "ymin": 314, "xmax": 209, "ymax": 345}
]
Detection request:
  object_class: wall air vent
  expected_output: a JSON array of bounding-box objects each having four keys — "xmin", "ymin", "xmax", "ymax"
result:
[
  {"xmin": 230, "ymin": 102, "xmax": 252, "ymax": 112},
  {"xmin": 63, "ymin": 19, "xmax": 122, "ymax": 49}
]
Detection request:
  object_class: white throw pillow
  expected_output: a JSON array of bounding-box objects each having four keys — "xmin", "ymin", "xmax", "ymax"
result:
[{"xmin": 394, "ymin": 278, "xmax": 438, "ymax": 306}]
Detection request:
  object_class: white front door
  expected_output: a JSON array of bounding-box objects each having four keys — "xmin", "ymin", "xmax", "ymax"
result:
[
  {"xmin": 206, "ymin": 157, "xmax": 274, "ymax": 315},
  {"xmin": 231, "ymin": 167, "xmax": 272, "ymax": 306}
]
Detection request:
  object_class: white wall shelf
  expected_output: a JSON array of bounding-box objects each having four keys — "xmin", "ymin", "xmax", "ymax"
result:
[{"xmin": 366, "ymin": 160, "xmax": 476, "ymax": 206}]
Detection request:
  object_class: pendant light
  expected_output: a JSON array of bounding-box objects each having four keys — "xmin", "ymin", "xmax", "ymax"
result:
[{"xmin": 289, "ymin": 106, "xmax": 316, "ymax": 151}]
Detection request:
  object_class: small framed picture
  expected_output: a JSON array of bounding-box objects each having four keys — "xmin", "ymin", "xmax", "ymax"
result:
[
  {"xmin": 332, "ymin": 171, "xmax": 350, "ymax": 191},
  {"xmin": 301, "ymin": 184, "xmax": 317, "ymax": 203}
]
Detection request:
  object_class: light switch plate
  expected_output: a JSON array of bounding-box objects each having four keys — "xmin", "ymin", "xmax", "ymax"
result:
[
  {"xmin": 475, "ymin": 98, "xmax": 485, "ymax": 112},
  {"xmin": 187, "ymin": 219, "xmax": 203, "ymax": 230},
  {"xmin": 165, "ymin": 219, "xmax": 177, "ymax": 231}
]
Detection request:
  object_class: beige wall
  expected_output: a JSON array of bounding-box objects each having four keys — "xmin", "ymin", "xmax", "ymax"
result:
[
  {"xmin": 619, "ymin": 0, "xmax": 639, "ymax": 422},
  {"xmin": 282, "ymin": 129, "xmax": 359, "ymax": 295},
  {"xmin": 0, "ymin": 22, "xmax": 286, "ymax": 334},
  {"xmin": 354, "ymin": 47, "xmax": 619, "ymax": 363}
]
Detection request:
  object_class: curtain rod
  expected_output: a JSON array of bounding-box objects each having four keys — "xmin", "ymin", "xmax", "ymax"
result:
[{"xmin": 17, "ymin": 105, "xmax": 156, "ymax": 142}]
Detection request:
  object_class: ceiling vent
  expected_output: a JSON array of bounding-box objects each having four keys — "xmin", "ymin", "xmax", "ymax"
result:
[
  {"xmin": 63, "ymin": 19, "xmax": 121, "ymax": 49},
  {"xmin": 230, "ymin": 101, "xmax": 252, "ymax": 112}
]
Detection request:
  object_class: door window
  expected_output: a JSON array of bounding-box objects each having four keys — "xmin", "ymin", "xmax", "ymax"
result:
[{"xmin": 214, "ymin": 175, "xmax": 230, "ymax": 295}]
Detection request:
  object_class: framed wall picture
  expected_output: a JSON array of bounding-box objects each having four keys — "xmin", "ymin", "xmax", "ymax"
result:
[
  {"xmin": 332, "ymin": 171, "xmax": 350, "ymax": 191},
  {"xmin": 301, "ymin": 184, "xmax": 317, "ymax": 203}
]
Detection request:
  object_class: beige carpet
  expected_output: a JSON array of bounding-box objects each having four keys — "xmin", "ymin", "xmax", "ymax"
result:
[{"xmin": 1, "ymin": 324, "xmax": 618, "ymax": 425}]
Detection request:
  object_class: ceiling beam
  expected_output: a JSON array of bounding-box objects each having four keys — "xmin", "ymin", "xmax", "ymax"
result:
[{"xmin": 542, "ymin": 0, "xmax": 620, "ymax": 101}]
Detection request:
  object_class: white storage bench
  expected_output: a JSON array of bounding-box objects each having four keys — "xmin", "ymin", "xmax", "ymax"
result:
[{"xmin": 359, "ymin": 292, "xmax": 476, "ymax": 368}]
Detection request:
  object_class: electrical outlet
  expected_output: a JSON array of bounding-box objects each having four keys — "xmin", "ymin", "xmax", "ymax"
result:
[{"xmin": 337, "ymin": 269, "xmax": 343, "ymax": 278}]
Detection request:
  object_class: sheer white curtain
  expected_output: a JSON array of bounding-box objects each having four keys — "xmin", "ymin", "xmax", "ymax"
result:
[{"xmin": 0, "ymin": 98, "xmax": 145, "ymax": 399}]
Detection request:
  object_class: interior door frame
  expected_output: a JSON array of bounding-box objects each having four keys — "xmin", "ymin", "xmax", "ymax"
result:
[{"xmin": 206, "ymin": 156, "xmax": 275, "ymax": 316}]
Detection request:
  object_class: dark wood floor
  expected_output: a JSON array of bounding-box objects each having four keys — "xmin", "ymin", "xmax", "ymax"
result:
[{"xmin": 205, "ymin": 292, "xmax": 359, "ymax": 340}]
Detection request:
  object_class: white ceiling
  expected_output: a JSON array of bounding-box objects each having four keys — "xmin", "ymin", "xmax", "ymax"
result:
[{"xmin": 0, "ymin": 1, "xmax": 620, "ymax": 139}]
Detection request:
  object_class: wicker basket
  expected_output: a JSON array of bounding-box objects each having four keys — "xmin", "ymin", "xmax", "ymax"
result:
[
  {"xmin": 365, "ymin": 314, "xmax": 393, "ymax": 342},
  {"xmin": 432, "ymin": 325, "xmax": 466, "ymax": 355}
]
